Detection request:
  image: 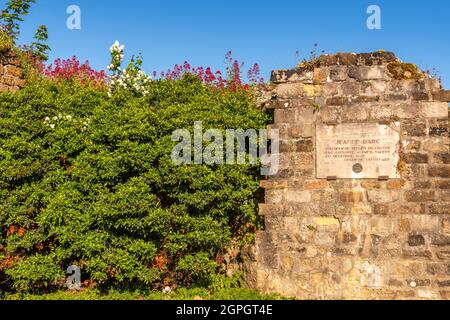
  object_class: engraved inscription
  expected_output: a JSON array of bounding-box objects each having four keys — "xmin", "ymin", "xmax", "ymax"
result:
[{"xmin": 316, "ymin": 122, "xmax": 401, "ymax": 179}]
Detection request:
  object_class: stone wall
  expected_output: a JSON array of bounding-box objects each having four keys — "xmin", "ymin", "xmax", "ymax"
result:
[
  {"xmin": 247, "ymin": 52, "xmax": 450, "ymax": 300},
  {"xmin": 0, "ymin": 50, "xmax": 25, "ymax": 92}
]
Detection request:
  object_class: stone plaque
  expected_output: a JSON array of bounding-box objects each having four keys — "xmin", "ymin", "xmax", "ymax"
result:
[{"xmin": 316, "ymin": 122, "xmax": 400, "ymax": 179}]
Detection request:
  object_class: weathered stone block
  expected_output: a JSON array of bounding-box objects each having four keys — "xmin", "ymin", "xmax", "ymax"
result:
[
  {"xmin": 404, "ymin": 153, "xmax": 429, "ymax": 164},
  {"xmin": 409, "ymin": 215, "xmax": 441, "ymax": 232},
  {"xmin": 271, "ymin": 68, "xmax": 313, "ymax": 84},
  {"xmin": 275, "ymin": 83, "xmax": 302, "ymax": 98},
  {"xmin": 311, "ymin": 190, "xmax": 335, "ymax": 202},
  {"xmin": 341, "ymin": 106, "xmax": 369, "ymax": 121},
  {"xmin": 431, "ymin": 234, "xmax": 450, "ymax": 246},
  {"xmin": 370, "ymin": 216, "xmax": 397, "ymax": 234},
  {"xmin": 313, "ymin": 231, "xmax": 336, "ymax": 247},
  {"xmin": 336, "ymin": 52, "xmax": 360, "ymax": 65},
  {"xmin": 415, "ymin": 180, "xmax": 432, "ymax": 189},
  {"xmin": 274, "ymin": 108, "xmax": 296, "ymax": 124},
  {"xmin": 351, "ymin": 203, "xmax": 372, "ymax": 215},
  {"xmin": 429, "ymin": 204, "xmax": 450, "ymax": 215},
  {"xmin": 313, "ymin": 217, "xmax": 340, "ymax": 232},
  {"xmin": 304, "ymin": 180, "xmax": 329, "ymax": 190},
  {"xmin": 402, "ymin": 249, "xmax": 433, "ymax": 260},
  {"xmin": 433, "ymin": 153, "xmax": 450, "ymax": 164},
  {"xmin": 1, "ymin": 75, "xmax": 16, "ymax": 86},
  {"xmin": 349, "ymin": 66, "xmax": 386, "ymax": 80},
  {"xmin": 373, "ymin": 204, "xmax": 389, "ymax": 215},
  {"xmin": 405, "ymin": 190, "xmax": 435, "ymax": 202},
  {"xmin": 340, "ymin": 190, "xmax": 365, "ymax": 203},
  {"xmin": 326, "ymin": 96, "xmax": 349, "ymax": 106},
  {"xmin": 258, "ymin": 203, "xmax": 285, "ymax": 216},
  {"xmin": 265, "ymin": 189, "xmax": 284, "ymax": 204},
  {"xmin": 428, "ymin": 165, "xmax": 450, "ymax": 178},
  {"xmin": 329, "ymin": 66, "xmax": 348, "ymax": 81},
  {"xmin": 260, "ymin": 180, "xmax": 288, "ymax": 189},
  {"xmin": 341, "ymin": 81, "xmax": 361, "ymax": 96},
  {"xmin": 402, "ymin": 119, "xmax": 427, "ymax": 137},
  {"xmin": 289, "ymin": 125, "xmax": 302, "ymax": 138},
  {"xmin": 295, "ymin": 139, "xmax": 314, "ymax": 152},
  {"xmin": 395, "ymin": 103, "xmax": 420, "ymax": 119},
  {"xmin": 404, "ymin": 164, "xmax": 427, "ymax": 180},
  {"xmin": 443, "ymin": 218, "xmax": 450, "ymax": 234},
  {"xmin": 387, "ymin": 179, "xmax": 407, "ymax": 189},
  {"xmin": 352, "ymin": 95, "xmax": 380, "ymax": 103},
  {"xmin": 436, "ymin": 181, "xmax": 450, "ymax": 189},
  {"xmin": 367, "ymin": 190, "xmax": 400, "ymax": 203},
  {"xmin": 433, "ymin": 90, "xmax": 450, "ymax": 102},
  {"xmin": 419, "ymin": 102, "xmax": 449, "ymax": 118},
  {"xmin": 313, "ymin": 68, "xmax": 329, "ymax": 83},
  {"xmin": 285, "ymin": 190, "xmax": 311, "ymax": 203},
  {"xmin": 320, "ymin": 82, "xmax": 339, "ymax": 96},
  {"xmin": 421, "ymin": 78, "xmax": 442, "ymax": 92},
  {"xmin": 279, "ymin": 140, "xmax": 295, "ymax": 153},
  {"xmin": 437, "ymin": 251, "xmax": 450, "ymax": 260},
  {"xmin": 301, "ymin": 123, "xmax": 315, "ymax": 138},
  {"xmin": 4, "ymin": 65, "xmax": 22, "ymax": 77},
  {"xmin": 437, "ymin": 280, "xmax": 450, "ymax": 288},
  {"xmin": 361, "ymin": 181, "xmax": 382, "ymax": 189},
  {"xmin": 423, "ymin": 138, "xmax": 449, "ymax": 153},
  {"xmin": 408, "ymin": 234, "xmax": 425, "ymax": 246},
  {"xmin": 412, "ymin": 92, "xmax": 430, "ymax": 101},
  {"xmin": 428, "ymin": 118, "xmax": 448, "ymax": 137},
  {"xmin": 385, "ymin": 93, "xmax": 408, "ymax": 101}
]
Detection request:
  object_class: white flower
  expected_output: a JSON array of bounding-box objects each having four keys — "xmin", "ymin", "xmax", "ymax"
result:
[{"xmin": 50, "ymin": 124, "xmax": 55, "ymax": 129}]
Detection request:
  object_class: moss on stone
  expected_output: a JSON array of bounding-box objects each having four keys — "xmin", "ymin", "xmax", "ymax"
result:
[
  {"xmin": 297, "ymin": 58, "xmax": 320, "ymax": 71},
  {"xmin": 387, "ymin": 61, "xmax": 424, "ymax": 81}
]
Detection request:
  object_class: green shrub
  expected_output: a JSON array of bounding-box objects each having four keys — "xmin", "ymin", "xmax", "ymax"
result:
[
  {"xmin": 0, "ymin": 75, "xmax": 267, "ymax": 294},
  {"xmin": 0, "ymin": 29, "xmax": 13, "ymax": 52}
]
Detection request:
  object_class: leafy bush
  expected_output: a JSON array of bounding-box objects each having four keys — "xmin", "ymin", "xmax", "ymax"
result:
[{"xmin": 0, "ymin": 72, "xmax": 267, "ymax": 294}]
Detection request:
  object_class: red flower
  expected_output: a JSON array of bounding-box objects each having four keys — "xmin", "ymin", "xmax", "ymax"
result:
[
  {"xmin": 153, "ymin": 51, "xmax": 264, "ymax": 91},
  {"xmin": 42, "ymin": 56, "xmax": 107, "ymax": 88}
]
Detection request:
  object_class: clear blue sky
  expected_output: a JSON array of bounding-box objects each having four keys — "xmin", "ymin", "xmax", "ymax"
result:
[{"xmin": 16, "ymin": 0, "xmax": 450, "ymax": 88}]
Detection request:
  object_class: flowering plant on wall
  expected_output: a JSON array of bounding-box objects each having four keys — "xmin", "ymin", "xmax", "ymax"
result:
[
  {"xmin": 107, "ymin": 41, "xmax": 152, "ymax": 96},
  {"xmin": 42, "ymin": 56, "xmax": 106, "ymax": 88},
  {"xmin": 158, "ymin": 51, "xmax": 264, "ymax": 91}
]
